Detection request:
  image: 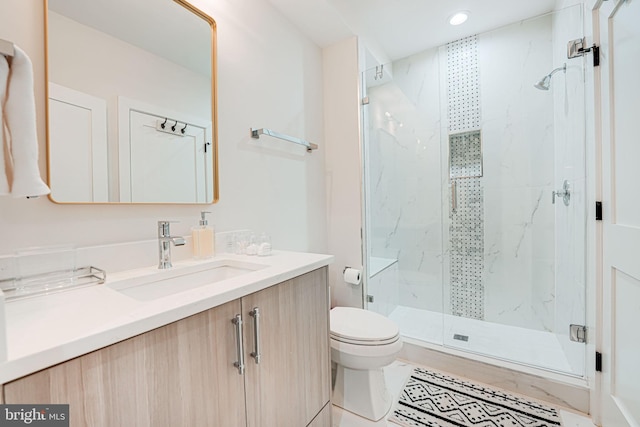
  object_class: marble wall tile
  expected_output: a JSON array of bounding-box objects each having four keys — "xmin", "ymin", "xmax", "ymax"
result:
[
  {"xmin": 367, "ymin": 262, "xmax": 399, "ymax": 317},
  {"xmin": 483, "ymin": 186, "xmax": 555, "ymax": 330},
  {"xmin": 479, "ymin": 15, "xmax": 554, "ymax": 122},
  {"xmin": 478, "ymin": 15, "xmax": 560, "ymax": 331},
  {"xmin": 392, "ymin": 48, "xmax": 442, "ymax": 121},
  {"xmin": 365, "ymin": 49, "xmax": 444, "ymax": 317},
  {"xmin": 396, "ymin": 250, "xmax": 444, "ymax": 312}
]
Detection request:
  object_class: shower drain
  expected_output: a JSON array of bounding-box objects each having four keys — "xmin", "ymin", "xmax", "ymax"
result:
[{"xmin": 453, "ymin": 334, "xmax": 469, "ymax": 342}]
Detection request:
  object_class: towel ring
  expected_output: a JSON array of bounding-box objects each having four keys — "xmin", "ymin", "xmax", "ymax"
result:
[{"xmin": 160, "ymin": 118, "xmax": 167, "ymax": 129}]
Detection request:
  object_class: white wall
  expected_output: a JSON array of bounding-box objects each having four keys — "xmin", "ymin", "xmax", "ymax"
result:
[
  {"xmin": 0, "ymin": 0, "xmax": 327, "ymax": 258},
  {"xmin": 48, "ymin": 12, "xmax": 210, "ymax": 122},
  {"xmin": 323, "ymin": 37, "xmax": 363, "ymax": 308}
]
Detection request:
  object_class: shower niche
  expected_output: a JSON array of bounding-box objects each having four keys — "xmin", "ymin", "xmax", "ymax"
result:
[{"xmin": 449, "ymin": 131, "xmax": 483, "ymax": 179}]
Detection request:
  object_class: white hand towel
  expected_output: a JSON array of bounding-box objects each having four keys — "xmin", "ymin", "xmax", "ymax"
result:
[
  {"xmin": 3, "ymin": 45, "xmax": 50, "ymax": 198},
  {"xmin": 0, "ymin": 55, "xmax": 9, "ymax": 195}
]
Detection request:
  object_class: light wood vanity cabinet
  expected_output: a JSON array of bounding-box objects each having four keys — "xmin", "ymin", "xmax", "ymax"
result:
[
  {"xmin": 3, "ymin": 267, "xmax": 330, "ymax": 427},
  {"xmin": 243, "ymin": 267, "xmax": 330, "ymax": 427}
]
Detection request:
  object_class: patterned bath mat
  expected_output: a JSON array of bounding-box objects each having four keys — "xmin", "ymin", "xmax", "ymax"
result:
[{"xmin": 390, "ymin": 367, "xmax": 562, "ymax": 427}]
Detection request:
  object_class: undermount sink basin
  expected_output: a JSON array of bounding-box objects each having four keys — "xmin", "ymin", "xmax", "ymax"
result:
[{"xmin": 110, "ymin": 260, "xmax": 267, "ymax": 301}]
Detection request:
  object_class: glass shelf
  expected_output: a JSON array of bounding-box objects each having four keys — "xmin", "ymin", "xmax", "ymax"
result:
[{"xmin": 0, "ymin": 266, "xmax": 106, "ymax": 301}]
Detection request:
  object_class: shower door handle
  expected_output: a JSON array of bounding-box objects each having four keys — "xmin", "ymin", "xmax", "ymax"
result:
[{"xmin": 451, "ymin": 180, "xmax": 458, "ymax": 213}]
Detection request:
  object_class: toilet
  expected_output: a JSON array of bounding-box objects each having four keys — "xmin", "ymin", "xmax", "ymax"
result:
[{"xmin": 330, "ymin": 307, "xmax": 403, "ymax": 421}]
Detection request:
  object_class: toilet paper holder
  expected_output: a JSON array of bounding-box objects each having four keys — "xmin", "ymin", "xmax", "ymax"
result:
[{"xmin": 343, "ymin": 266, "xmax": 362, "ymax": 285}]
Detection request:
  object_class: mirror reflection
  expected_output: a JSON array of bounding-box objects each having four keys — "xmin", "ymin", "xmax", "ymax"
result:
[{"xmin": 46, "ymin": 0, "xmax": 217, "ymax": 203}]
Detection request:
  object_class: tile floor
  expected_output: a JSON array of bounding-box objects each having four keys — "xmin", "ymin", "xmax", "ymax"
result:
[{"xmin": 331, "ymin": 360, "xmax": 596, "ymax": 427}]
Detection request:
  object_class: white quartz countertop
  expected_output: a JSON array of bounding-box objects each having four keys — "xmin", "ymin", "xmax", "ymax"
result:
[{"xmin": 0, "ymin": 250, "xmax": 333, "ymax": 384}]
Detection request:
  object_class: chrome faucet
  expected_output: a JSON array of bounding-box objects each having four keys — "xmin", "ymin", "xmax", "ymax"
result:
[{"xmin": 158, "ymin": 221, "xmax": 186, "ymax": 269}]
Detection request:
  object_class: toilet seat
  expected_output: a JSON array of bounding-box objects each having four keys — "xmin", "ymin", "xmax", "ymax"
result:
[
  {"xmin": 330, "ymin": 334, "xmax": 399, "ymax": 346},
  {"xmin": 330, "ymin": 307, "xmax": 400, "ymax": 346}
]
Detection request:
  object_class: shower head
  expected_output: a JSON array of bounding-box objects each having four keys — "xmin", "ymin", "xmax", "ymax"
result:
[
  {"xmin": 534, "ymin": 76, "xmax": 552, "ymax": 91},
  {"xmin": 534, "ymin": 63, "xmax": 566, "ymax": 90}
]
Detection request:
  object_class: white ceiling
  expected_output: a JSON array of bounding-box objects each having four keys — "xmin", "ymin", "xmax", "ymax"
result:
[{"xmin": 268, "ymin": 0, "xmax": 558, "ymax": 64}]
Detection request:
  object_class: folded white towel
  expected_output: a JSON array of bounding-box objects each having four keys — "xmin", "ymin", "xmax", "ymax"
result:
[
  {"xmin": 2, "ymin": 45, "xmax": 50, "ymax": 198},
  {"xmin": 0, "ymin": 55, "xmax": 9, "ymax": 195}
]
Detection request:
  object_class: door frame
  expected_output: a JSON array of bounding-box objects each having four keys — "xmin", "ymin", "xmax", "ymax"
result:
[{"xmin": 592, "ymin": 0, "xmax": 640, "ymax": 425}]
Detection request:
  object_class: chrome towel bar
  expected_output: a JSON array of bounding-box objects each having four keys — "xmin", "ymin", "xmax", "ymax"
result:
[{"xmin": 251, "ymin": 128, "xmax": 318, "ymax": 152}]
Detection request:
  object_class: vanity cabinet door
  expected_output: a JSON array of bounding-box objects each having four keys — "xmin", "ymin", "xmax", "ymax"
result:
[
  {"xmin": 242, "ymin": 267, "xmax": 331, "ymax": 427},
  {"xmin": 307, "ymin": 402, "xmax": 332, "ymax": 427},
  {"xmin": 3, "ymin": 299, "xmax": 246, "ymax": 427}
]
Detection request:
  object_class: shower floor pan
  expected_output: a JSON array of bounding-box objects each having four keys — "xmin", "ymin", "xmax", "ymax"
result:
[{"xmin": 388, "ymin": 305, "xmax": 579, "ymax": 376}]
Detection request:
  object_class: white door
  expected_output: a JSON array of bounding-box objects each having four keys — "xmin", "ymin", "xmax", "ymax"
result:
[
  {"xmin": 48, "ymin": 83, "xmax": 108, "ymax": 202},
  {"xmin": 127, "ymin": 111, "xmax": 207, "ymax": 203},
  {"xmin": 597, "ymin": 0, "xmax": 640, "ymax": 425}
]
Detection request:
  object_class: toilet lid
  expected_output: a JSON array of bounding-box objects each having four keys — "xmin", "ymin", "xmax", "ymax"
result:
[{"xmin": 330, "ymin": 307, "xmax": 399, "ymax": 343}]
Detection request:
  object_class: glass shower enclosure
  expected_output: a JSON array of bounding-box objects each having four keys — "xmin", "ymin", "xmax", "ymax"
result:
[{"xmin": 362, "ymin": 5, "xmax": 586, "ymax": 377}]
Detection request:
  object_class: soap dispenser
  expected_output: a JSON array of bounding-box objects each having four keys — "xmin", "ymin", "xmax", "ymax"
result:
[{"xmin": 192, "ymin": 211, "xmax": 215, "ymax": 259}]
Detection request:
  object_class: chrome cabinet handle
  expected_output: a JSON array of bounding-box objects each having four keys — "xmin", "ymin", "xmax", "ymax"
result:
[
  {"xmin": 232, "ymin": 314, "xmax": 245, "ymax": 375},
  {"xmin": 250, "ymin": 307, "xmax": 261, "ymax": 364}
]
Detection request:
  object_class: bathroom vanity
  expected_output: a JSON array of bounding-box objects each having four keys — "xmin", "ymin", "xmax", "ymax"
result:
[{"xmin": 0, "ymin": 251, "xmax": 332, "ymax": 426}]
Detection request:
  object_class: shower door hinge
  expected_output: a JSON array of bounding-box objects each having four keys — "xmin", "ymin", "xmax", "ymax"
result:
[
  {"xmin": 570, "ymin": 324, "xmax": 587, "ymax": 343},
  {"xmin": 362, "ymin": 97, "xmax": 370, "ymax": 105},
  {"xmin": 595, "ymin": 201, "xmax": 602, "ymax": 221},
  {"xmin": 595, "ymin": 351, "xmax": 603, "ymax": 372},
  {"xmin": 567, "ymin": 38, "xmax": 600, "ymax": 67},
  {"xmin": 367, "ymin": 295, "xmax": 374, "ymax": 303}
]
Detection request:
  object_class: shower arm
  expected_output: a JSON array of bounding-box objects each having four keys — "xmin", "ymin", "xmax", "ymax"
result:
[{"xmin": 547, "ymin": 64, "xmax": 566, "ymax": 78}]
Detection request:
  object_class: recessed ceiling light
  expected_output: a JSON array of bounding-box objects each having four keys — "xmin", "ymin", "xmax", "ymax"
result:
[{"xmin": 449, "ymin": 11, "xmax": 469, "ymax": 26}]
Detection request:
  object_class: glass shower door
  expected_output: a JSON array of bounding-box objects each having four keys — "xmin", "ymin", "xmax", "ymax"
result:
[
  {"xmin": 441, "ymin": 5, "xmax": 587, "ymax": 377},
  {"xmin": 361, "ymin": 4, "xmax": 586, "ymax": 378},
  {"xmin": 361, "ymin": 58, "xmax": 445, "ymax": 346}
]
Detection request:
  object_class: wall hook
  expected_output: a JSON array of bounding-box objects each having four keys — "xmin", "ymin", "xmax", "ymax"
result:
[
  {"xmin": 374, "ymin": 64, "xmax": 384, "ymax": 80},
  {"xmin": 171, "ymin": 121, "xmax": 177, "ymax": 132},
  {"xmin": 181, "ymin": 123, "xmax": 187, "ymax": 134},
  {"xmin": 160, "ymin": 118, "xmax": 167, "ymax": 129}
]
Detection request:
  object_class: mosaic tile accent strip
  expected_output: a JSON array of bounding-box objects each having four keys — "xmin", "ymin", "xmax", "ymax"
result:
[
  {"xmin": 449, "ymin": 178, "xmax": 484, "ymax": 319},
  {"xmin": 447, "ymin": 35, "xmax": 484, "ymax": 320},
  {"xmin": 447, "ymin": 36, "xmax": 481, "ymax": 132},
  {"xmin": 449, "ymin": 131, "xmax": 482, "ymax": 178}
]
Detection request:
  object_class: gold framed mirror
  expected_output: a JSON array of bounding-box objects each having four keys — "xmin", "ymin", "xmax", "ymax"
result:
[{"xmin": 44, "ymin": 0, "xmax": 218, "ymax": 204}]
